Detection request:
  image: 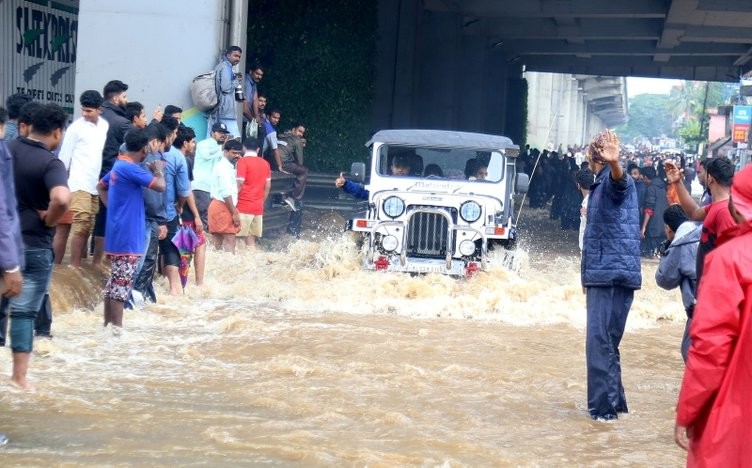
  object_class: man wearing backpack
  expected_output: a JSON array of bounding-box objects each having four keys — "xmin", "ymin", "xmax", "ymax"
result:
[{"xmin": 207, "ymin": 46, "xmax": 243, "ymax": 139}]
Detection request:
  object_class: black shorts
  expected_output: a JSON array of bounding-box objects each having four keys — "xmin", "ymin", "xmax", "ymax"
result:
[
  {"xmin": 93, "ymin": 201, "xmax": 107, "ymax": 237},
  {"xmin": 192, "ymin": 190, "xmax": 211, "ymax": 231},
  {"xmin": 158, "ymin": 217, "xmax": 181, "ymax": 267}
]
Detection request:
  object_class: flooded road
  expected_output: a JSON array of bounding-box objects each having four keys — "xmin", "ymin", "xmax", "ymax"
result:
[{"xmin": 0, "ymin": 209, "xmax": 688, "ymax": 466}]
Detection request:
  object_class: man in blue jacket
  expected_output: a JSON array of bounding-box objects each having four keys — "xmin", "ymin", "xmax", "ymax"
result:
[
  {"xmin": 334, "ymin": 155, "xmax": 413, "ymax": 200},
  {"xmin": 581, "ymin": 130, "xmax": 641, "ymax": 421}
]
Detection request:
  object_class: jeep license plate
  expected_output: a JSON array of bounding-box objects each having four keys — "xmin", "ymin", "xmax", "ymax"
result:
[{"xmin": 412, "ymin": 264, "xmax": 444, "ymax": 273}]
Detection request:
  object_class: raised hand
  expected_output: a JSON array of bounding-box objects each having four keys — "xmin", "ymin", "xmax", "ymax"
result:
[
  {"xmin": 664, "ymin": 159, "xmax": 683, "ymax": 184},
  {"xmin": 597, "ymin": 129, "xmax": 621, "ymax": 163},
  {"xmin": 335, "ymin": 172, "xmax": 346, "ymax": 188}
]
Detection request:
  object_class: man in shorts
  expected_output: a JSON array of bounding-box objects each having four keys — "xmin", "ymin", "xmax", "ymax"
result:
[
  {"xmin": 54, "ymin": 90, "xmax": 109, "ymax": 267},
  {"xmin": 236, "ymin": 139, "xmax": 271, "ymax": 251},
  {"xmin": 193, "ymin": 122, "xmax": 229, "ymax": 231},
  {"xmin": 97, "ymin": 129, "xmax": 165, "ymax": 328},
  {"xmin": 174, "ymin": 125, "xmax": 206, "ymax": 286},
  {"xmin": 208, "ymin": 139, "xmax": 243, "ymax": 253}
]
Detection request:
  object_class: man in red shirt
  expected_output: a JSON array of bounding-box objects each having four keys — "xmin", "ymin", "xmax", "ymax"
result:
[
  {"xmin": 235, "ymin": 139, "xmax": 271, "ymax": 251},
  {"xmin": 665, "ymin": 157, "xmax": 736, "ymax": 288}
]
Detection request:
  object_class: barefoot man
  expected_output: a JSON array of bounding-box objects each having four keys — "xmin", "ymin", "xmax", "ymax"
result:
[{"xmin": 97, "ymin": 129, "xmax": 165, "ymax": 328}]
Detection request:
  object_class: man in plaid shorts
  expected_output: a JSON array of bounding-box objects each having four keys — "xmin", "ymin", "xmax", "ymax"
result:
[{"xmin": 96, "ymin": 129, "xmax": 165, "ymax": 328}]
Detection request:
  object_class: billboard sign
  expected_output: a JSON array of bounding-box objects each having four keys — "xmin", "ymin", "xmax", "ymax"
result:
[
  {"xmin": 0, "ymin": 0, "xmax": 79, "ymax": 114},
  {"xmin": 732, "ymin": 105, "xmax": 752, "ymax": 143}
]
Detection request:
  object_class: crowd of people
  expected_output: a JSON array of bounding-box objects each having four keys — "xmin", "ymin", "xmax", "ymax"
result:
[
  {"xmin": 207, "ymin": 46, "xmax": 308, "ymax": 216},
  {"xmin": 0, "ymin": 44, "xmax": 315, "ymax": 407},
  {"xmin": 518, "ymin": 143, "xmax": 716, "ymax": 259}
]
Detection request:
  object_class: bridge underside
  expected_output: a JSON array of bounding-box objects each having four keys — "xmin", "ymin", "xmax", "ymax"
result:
[
  {"xmin": 372, "ymin": 0, "xmax": 752, "ymax": 141},
  {"xmin": 425, "ymin": 0, "xmax": 752, "ymax": 82}
]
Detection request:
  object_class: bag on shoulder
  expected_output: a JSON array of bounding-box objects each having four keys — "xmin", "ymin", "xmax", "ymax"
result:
[
  {"xmin": 190, "ymin": 71, "xmax": 218, "ymax": 112},
  {"xmin": 245, "ymin": 118, "xmax": 258, "ymax": 139}
]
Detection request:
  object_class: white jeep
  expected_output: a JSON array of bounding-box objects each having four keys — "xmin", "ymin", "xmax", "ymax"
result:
[{"xmin": 345, "ymin": 129, "xmax": 528, "ymax": 276}]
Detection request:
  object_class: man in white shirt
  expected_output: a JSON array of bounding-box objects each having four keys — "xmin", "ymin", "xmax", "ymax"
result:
[
  {"xmin": 192, "ymin": 122, "xmax": 229, "ymax": 230},
  {"xmin": 208, "ymin": 139, "xmax": 242, "ymax": 253},
  {"xmin": 53, "ymin": 90, "xmax": 109, "ymax": 267}
]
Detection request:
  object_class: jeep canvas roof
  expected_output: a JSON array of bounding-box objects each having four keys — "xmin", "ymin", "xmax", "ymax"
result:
[{"xmin": 366, "ymin": 129, "xmax": 519, "ymax": 153}]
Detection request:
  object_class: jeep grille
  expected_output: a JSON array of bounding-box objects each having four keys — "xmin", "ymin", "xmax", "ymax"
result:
[{"xmin": 405, "ymin": 208, "xmax": 456, "ymax": 258}]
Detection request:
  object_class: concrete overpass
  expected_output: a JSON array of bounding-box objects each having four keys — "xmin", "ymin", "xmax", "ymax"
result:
[{"xmin": 372, "ymin": 0, "xmax": 752, "ymax": 144}]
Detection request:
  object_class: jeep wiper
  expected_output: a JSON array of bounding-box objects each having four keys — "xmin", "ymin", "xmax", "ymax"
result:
[{"xmin": 453, "ymin": 184, "xmax": 466, "ymax": 193}]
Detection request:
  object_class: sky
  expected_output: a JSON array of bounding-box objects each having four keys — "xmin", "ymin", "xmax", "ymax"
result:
[{"xmin": 626, "ymin": 77, "xmax": 681, "ymax": 98}]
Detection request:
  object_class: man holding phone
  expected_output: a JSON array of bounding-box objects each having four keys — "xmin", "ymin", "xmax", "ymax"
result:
[{"xmin": 192, "ymin": 123, "xmax": 230, "ymax": 231}]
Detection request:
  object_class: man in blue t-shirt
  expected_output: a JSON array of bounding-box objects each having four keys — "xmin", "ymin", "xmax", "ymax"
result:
[{"xmin": 97, "ymin": 129, "xmax": 165, "ymax": 329}]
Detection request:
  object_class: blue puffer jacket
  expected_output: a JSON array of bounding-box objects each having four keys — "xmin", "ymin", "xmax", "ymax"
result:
[{"xmin": 581, "ymin": 164, "xmax": 642, "ymax": 289}]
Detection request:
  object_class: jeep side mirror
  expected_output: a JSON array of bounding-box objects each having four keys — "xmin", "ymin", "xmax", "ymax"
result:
[
  {"xmin": 350, "ymin": 162, "xmax": 366, "ymax": 183},
  {"xmin": 515, "ymin": 173, "xmax": 529, "ymax": 194}
]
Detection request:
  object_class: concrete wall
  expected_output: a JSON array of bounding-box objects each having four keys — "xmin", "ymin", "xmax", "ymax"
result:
[
  {"xmin": 526, "ymin": 71, "xmax": 619, "ymax": 150},
  {"xmin": 75, "ymin": 0, "xmax": 240, "ymax": 138},
  {"xmin": 372, "ymin": 0, "xmax": 520, "ymax": 139}
]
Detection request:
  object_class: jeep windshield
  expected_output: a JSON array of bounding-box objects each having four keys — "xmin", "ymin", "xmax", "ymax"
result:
[{"xmin": 375, "ymin": 144, "xmax": 505, "ymax": 183}]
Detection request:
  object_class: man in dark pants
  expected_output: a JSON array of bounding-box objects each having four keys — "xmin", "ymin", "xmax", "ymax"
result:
[
  {"xmin": 0, "ymin": 105, "xmax": 24, "ymax": 444},
  {"xmin": 130, "ymin": 123, "xmax": 168, "ymax": 305},
  {"xmin": 6, "ymin": 104, "xmax": 71, "ymax": 390},
  {"xmin": 581, "ymin": 130, "xmax": 641, "ymax": 421},
  {"xmin": 93, "ymin": 80, "xmax": 132, "ymax": 269}
]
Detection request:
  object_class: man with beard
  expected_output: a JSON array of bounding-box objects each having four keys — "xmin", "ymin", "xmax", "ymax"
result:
[
  {"xmin": 93, "ymin": 80, "xmax": 132, "ymax": 269},
  {"xmin": 208, "ymin": 139, "xmax": 243, "ymax": 253},
  {"xmin": 207, "ymin": 46, "xmax": 242, "ymax": 138},
  {"xmin": 192, "ymin": 122, "xmax": 230, "ymax": 231},
  {"xmin": 665, "ymin": 157, "xmax": 736, "ymax": 290}
]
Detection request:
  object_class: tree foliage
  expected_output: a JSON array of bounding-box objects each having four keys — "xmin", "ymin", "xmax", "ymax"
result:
[
  {"xmin": 671, "ymin": 81, "xmax": 725, "ymax": 148},
  {"xmin": 616, "ymin": 93, "xmax": 673, "ymax": 142},
  {"xmin": 616, "ymin": 81, "xmax": 727, "ymax": 148},
  {"xmin": 246, "ymin": 0, "xmax": 376, "ymax": 171}
]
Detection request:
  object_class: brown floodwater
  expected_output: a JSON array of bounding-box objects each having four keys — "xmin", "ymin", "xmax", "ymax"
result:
[{"xmin": 0, "ymin": 208, "xmax": 688, "ymax": 466}]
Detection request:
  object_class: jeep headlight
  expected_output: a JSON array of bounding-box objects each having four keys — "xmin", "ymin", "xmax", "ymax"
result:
[
  {"xmin": 460, "ymin": 201, "xmax": 482, "ymax": 222},
  {"xmin": 459, "ymin": 240, "xmax": 476, "ymax": 256},
  {"xmin": 383, "ymin": 196, "xmax": 405, "ymax": 218},
  {"xmin": 381, "ymin": 235, "xmax": 398, "ymax": 252}
]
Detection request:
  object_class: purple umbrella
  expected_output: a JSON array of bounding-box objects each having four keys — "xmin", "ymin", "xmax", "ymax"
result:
[{"xmin": 171, "ymin": 225, "xmax": 200, "ymax": 291}]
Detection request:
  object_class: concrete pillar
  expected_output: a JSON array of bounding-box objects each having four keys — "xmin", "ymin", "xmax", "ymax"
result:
[
  {"xmin": 575, "ymin": 91, "xmax": 585, "ymax": 145},
  {"xmin": 551, "ymin": 73, "xmax": 566, "ymax": 150},
  {"xmin": 567, "ymin": 78, "xmax": 579, "ymax": 147},
  {"xmin": 530, "ymin": 72, "xmax": 554, "ymax": 148}
]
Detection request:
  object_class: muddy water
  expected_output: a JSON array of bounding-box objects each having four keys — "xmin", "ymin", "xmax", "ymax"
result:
[{"xmin": 0, "ymin": 209, "xmax": 688, "ymax": 466}]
